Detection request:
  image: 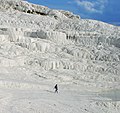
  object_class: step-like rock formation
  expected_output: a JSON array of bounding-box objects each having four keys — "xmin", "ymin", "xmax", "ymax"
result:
[{"xmin": 0, "ymin": 0, "xmax": 120, "ymax": 89}]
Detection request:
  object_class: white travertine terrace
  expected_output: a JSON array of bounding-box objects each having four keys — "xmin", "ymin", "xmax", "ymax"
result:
[
  {"xmin": 0, "ymin": 1, "xmax": 120, "ymax": 113},
  {"xmin": 0, "ymin": 0, "xmax": 120, "ymax": 86}
]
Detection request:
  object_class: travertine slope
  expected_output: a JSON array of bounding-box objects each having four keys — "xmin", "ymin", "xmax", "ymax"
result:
[
  {"xmin": 0, "ymin": 1, "xmax": 120, "ymax": 113},
  {"xmin": 0, "ymin": 0, "xmax": 120, "ymax": 90}
]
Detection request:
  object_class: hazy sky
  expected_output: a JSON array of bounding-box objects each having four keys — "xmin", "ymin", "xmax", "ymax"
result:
[{"xmin": 27, "ymin": 0, "xmax": 120, "ymax": 26}]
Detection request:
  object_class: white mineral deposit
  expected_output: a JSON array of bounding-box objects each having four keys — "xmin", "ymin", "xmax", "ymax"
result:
[{"xmin": 0, "ymin": 0, "xmax": 120, "ymax": 113}]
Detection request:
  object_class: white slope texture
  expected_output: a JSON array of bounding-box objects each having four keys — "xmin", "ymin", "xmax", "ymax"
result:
[{"xmin": 0, "ymin": 0, "xmax": 120, "ymax": 113}]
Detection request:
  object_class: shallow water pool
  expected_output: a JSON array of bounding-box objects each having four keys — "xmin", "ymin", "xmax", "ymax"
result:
[{"xmin": 100, "ymin": 89, "xmax": 120, "ymax": 101}]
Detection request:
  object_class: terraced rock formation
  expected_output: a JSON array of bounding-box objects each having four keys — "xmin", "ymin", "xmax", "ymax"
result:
[{"xmin": 0, "ymin": 0, "xmax": 120, "ymax": 89}]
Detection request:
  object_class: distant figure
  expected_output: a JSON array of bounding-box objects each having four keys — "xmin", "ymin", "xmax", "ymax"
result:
[{"xmin": 54, "ymin": 84, "xmax": 58, "ymax": 93}]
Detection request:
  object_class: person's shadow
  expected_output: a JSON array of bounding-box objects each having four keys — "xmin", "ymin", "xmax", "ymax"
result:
[{"xmin": 45, "ymin": 90, "xmax": 55, "ymax": 93}]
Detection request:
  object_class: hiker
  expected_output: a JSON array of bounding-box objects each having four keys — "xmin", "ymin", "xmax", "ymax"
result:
[{"xmin": 54, "ymin": 84, "xmax": 58, "ymax": 93}]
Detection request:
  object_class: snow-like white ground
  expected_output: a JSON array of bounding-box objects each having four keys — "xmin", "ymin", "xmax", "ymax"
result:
[
  {"xmin": 0, "ymin": 0, "xmax": 120, "ymax": 113},
  {"xmin": 0, "ymin": 81, "xmax": 120, "ymax": 113}
]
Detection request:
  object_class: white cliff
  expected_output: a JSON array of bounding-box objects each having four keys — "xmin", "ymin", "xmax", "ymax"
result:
[{"xmin": 0, "ymin": 0, "xmax": 120, "ymax": 113}]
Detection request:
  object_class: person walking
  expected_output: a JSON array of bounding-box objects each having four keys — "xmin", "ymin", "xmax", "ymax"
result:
[{"xmin": 54, "ymin": 84, "xmax": 58, "ymax": 93}]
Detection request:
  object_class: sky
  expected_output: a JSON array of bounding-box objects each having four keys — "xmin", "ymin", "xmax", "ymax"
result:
[{"xmin": 27, "ymin": 0, "xmax": 120, "ymax": 26}]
